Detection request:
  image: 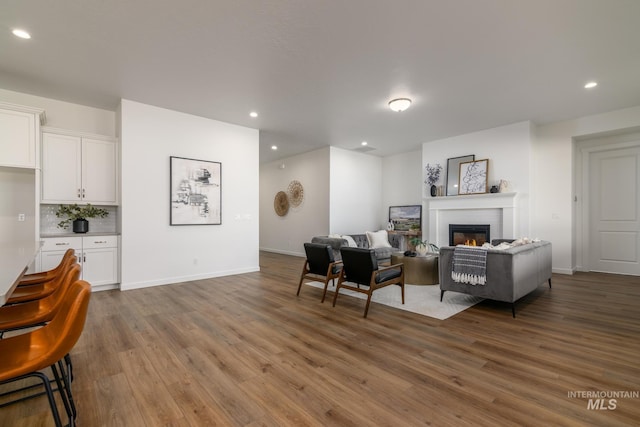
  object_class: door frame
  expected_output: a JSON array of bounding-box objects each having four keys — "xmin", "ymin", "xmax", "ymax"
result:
[{"xmin": 575, "ymin": 131, "xmax": 640, "ymax": 272}]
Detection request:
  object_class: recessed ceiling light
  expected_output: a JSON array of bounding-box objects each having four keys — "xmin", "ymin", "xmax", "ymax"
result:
[
  {"xmin": 12, "ymin": 29, "xmax": 31, "ymax": 39},
  {"xmin": 249, "ymin": 111, "xmax": 258, "ymax": 118},
  {"xmin": 361, "ymin": 141, "xmax": 368, "ymax": 146},
  {"xmin": 388, "ymin": 98, "xmax": 411, "ymax": 112},
  {"xmin": 584, "ymin": 81, "xmax": 598, "ymax": 89},
  {"xmin": 271, "ymin": 145, "xmax": 278, "ymax": 150}
]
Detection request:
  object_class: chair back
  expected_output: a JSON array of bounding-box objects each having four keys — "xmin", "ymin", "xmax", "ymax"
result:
[
  {"xmin": 0, "ymin": 280, "xmax": 91, "ymax": 381},
  {"xmin": 39, "ymin": 280, "xmax": 92, "ymax": 366},
  {"xmin": 340, "ymin": 247, "xmax": 378, "ymax": 286},
  {"xmin": 304, "ymin": 243, "xmax": 335, "ymax": 275}
]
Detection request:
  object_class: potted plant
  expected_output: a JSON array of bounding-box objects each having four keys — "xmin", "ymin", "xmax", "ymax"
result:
[
  {"xmin": 410, "ymin": 238, "xmax": 439, "ymax": 256},
  {"xmin": 56, "ymin": 204, "xmax": 109, "ymax": 233},
  {"xmin": 424, "ymin": 163, "xmax": 443, "ymax": 197}
]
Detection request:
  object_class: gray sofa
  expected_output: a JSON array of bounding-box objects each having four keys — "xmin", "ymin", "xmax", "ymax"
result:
[
  {"xmin": 311, "ymin": 233, "xmax": 405, "ymax": 263},
  {"xmin": 439, "ymin": 240, "xmax": 552, "ymax": 317}
]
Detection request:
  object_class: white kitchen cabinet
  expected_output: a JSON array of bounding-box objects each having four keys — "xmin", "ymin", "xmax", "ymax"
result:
[
  {"xmin": 41, "ymin": 129, "xmax": 117, "ymax": 204},
  {"xmin": 40, "ymin": 235, "xmax": 119, "ymax": 288},
  {"xmin": 0, "ymin": 103, "xmax": 44, "ymax": 169}
]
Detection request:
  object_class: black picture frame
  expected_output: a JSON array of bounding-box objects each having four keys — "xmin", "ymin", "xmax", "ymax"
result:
[
  {"xmin": 389, "ymin": 205, "xmax": 422, "ymax": 232},
  {"xmin": 446, "ymin": 154, "xmax": 475, "ymax": 196},
  {"xmin": 170, "ymin": 156, "xmax": 221, "ymax": 225}
]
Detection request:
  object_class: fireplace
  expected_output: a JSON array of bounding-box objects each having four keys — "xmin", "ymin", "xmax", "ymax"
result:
[{"xmin": 449, "ymin": 224, "xmax": 490, "ymax": 246}]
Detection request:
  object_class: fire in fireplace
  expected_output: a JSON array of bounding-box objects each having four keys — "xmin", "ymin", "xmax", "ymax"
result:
[{"xmin": 449, "ymin": 224, "xmax": 490, "ymax": 246}]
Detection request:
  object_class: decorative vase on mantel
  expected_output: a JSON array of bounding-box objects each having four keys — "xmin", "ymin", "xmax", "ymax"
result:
[
  {"xmin": 72, "ymin": 219, "xmax": 89, "ymax": 233},
  {"xmin": 430, "ymin": 185, "xmax": 437, "ymax": 197}
]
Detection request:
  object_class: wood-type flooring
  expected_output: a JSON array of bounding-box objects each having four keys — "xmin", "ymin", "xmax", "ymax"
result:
[{"xmin": 1, "ymin": 251, "xmax": 639, "ymax": 426}]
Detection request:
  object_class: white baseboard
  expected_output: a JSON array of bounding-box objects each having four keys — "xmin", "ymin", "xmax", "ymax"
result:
[
  {"xmin": 552, "ymin": 267, "xmax": 575, "ymax": 275},
  {"xmin": 120, "ymin": 266, "xmax": 260, "ymax": 291},
  {"xmin": 260, "ymin": 247, "xmax": 305, "ymax": 257}
]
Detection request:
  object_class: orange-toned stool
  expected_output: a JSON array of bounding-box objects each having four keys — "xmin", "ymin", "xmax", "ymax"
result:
[
  {"xmin": 0, "ymin": 280, "xmax": 91, "ymax": 427},
  {"xmin": 16, "ymin": 249, "xmax": 76, "ymax": 287},
  {"xmin": 6, "ymin": 253, "xmax": 78, "ymax": 304}
]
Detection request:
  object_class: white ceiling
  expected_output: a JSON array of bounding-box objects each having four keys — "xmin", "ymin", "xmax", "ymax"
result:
[{"xmin": 2, "ymin": 1, "xmax": 640, "ymax": 164}]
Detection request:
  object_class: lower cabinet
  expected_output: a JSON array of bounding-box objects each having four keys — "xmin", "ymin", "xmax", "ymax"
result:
[{"xmin": 41, "ymin": 235, "xmax": 119, "ymax": 288}]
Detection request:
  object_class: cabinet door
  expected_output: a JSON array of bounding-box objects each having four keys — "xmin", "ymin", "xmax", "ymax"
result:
[
  {"xmin": 41, "ymin": 133, "xmax": 82, "ymax": 202},
  {"xmin": 82, "ymin": 247, "xmax": 118, "ymax": 286},
  {"xmin": 82, "ymin": 138, "xmax": 117, "ymax": 204},
  {"xmin": 0, "ymin": 108, "xmax": 36, "ymax": 168},
  {"xmin": 41, "ymin": 250, "xmax": 69, "ymax": 272}
]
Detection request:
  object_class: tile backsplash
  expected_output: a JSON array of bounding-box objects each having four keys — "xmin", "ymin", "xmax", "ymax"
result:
[{"xmin": 40, "ymin": 204, "xmax": 118, "ymax": 235}]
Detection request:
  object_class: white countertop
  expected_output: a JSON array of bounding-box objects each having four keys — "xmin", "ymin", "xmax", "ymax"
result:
[{"xmin": 0, "ymin": 240, "xmax": 43, "ymax": 305}]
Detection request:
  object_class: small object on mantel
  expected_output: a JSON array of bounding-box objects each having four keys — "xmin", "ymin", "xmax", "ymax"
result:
[
  {"xmin": 499, "ymin": 180, "xmax": 510, "ymax": 193},
  {"xmin": 490, "ymin": 185, "xmax": 499, "ymax": 193}
]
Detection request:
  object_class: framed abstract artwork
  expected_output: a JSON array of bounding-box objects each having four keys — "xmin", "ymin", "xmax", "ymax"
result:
[
  {"xmin": 458, "ymin": 159, "xmax": 489, "ymax": 195},
  {"xmin": 170, "ymin": 156, "xmax": 221, "ymax": 225}
]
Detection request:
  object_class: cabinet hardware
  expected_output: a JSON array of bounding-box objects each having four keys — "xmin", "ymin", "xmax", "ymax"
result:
[
  {"xmin": 55, "ymin": 242, "xmax": 70, "ymax": 246},
  {"xmin": 82, "ymin": 188, "xmax": 86, "ymax": 198},
  {"xmin": 94, "ymin": 241, "xmax": 107, "ymax": 244},
  {"xmin": 77, "ymin": 189, "xmax": 81, "ymax": 198}
]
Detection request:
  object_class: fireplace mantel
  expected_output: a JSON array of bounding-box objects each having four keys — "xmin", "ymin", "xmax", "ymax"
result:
[{"xmin": 426, "ymin": 192, "xmax": 517, "ymax": 247}]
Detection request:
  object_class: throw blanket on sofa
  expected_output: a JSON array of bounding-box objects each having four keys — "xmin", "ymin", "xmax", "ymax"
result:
[{"xmin": 452, "ymin": 246, "xmax": 488, "ymax": 285}]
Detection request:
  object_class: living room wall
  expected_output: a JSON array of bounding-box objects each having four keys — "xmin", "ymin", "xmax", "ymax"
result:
[
  {"xmin": 259, "ymin": 147, "xmax": 330, "ymax": 256},
  {"xmin": 119, "ymin": 99, "xmax": 259, "ymax": 290},
  {"xmin": 421, "ymin": 121, "xmax": 533, "ymax": 240},
  {"xmin": 381, "ymin": 149, "xmax": 422, "ymax": 227},
  {"xmin": 329, "ymin": 147, "xmax": 383, "ymax": 234}
]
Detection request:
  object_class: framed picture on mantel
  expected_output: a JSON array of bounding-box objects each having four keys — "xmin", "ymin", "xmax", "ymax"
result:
[
  {"xmin": 458, "ymin": 159, "xmax": 489, "ymax": 195},
  {"xmin": 446, "ymin": 154, "xmax": 474, "ymax": 196}
]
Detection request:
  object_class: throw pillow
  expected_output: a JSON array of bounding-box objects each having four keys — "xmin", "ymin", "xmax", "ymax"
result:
[
  {"xmin": 341, "ymin": 235, "xmax": 358, "ymax": 247},
  {"xmin": 366, "ymin": 230, "xmax": 392, "ymax": 249}
]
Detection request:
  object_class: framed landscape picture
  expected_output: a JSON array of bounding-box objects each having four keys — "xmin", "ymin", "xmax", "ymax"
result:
[
  {"xmin": 170, "ymin": 156, "xmax": 221, "ymax": 225},
  {"xmin": 389, "ymin": 205, "xmax": 422, "ymax": 231},
  {"xmin": 458, "ymin": 159, "xmax": 489, "ymax": 195}
]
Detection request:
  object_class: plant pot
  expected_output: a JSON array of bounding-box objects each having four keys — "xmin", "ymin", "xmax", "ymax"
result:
[
  {"xmin": 416, "ymin": 244, "xmax": 428, "ymax": 257},
  {"xmin": 430, "ymin": 185, "xmax": 437, "ymax": 197},
  {"xmin": 72, "ymin": 219, "xmax": 89, "ymax": 233}
]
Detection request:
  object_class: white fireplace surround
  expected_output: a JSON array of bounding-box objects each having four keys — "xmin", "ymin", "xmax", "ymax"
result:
[{"xmin": 427, "ymin": 192, "xmax": 517, "ymax": 247}]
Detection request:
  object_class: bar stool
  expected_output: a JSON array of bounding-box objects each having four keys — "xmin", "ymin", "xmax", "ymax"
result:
[
  {"xmin": 16, "ymin": 249, "xmax": 76, "ymax": 287},
  {"xmin": 6, "ymin": 254, "xmax": 78, "ymax": 304},
  {"xmin": 0, "ymin": 280, "xmax": 91, "ymax": 427},
  {"xmin": 0, "ymin": 263, "xmax": 82, "ymax": 337}
]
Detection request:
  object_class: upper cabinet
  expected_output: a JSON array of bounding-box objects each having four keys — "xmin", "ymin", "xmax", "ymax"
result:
[
  {"xmin": 0, "ymin": 102, "xmax": 45, "ymax": 169},
  {"xmin": 41, "ymin": 129, "xmax": 118, "ymax": 205}
]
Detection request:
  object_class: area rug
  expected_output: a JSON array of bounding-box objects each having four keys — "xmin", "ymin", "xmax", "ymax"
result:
[{"xmin": 305, "ymin": 281, "xmax": 482, "ymax": 320}]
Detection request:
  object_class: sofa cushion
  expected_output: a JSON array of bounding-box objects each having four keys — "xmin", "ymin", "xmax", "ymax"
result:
[{"xmin": 366, "ymin": 230, "xmax": 392, "ymax": 249}]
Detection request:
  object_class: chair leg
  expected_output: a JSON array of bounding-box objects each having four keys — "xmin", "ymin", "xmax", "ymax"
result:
[
  {"xmin": 296, "ymin": 269, "xmax": 306, "ymax": 296},
  {"xmin": 440, "ymin": 289, "xmax": 445, "ymax": 302},
  {"xmin": 320, "ymin": 278, "xmax": 330, "ymax": 303},
  {"xmin": 512, "ymin": 303, "xmax": 516, "ymax": 318},
  {"xmin": 332, "ymin": 279, "xmax": 343, "ymax": 307},
  {"xmin": 51, "ymin": 363, "xmax": 74, "ymax": 426},
  {"xmin": 548, "ymin": 278, "xmax": 552, "ymax": 288},
  {"xmin": 363, "ymin": 289, "xmax": 374, "ymax": 318},
  {"xmin": 400, "ymin": 282, "xmax": 405, "ymax": 305},
  {"xmin": 57, "ymin": 358, "xmax": 77, "ymax": 420}
]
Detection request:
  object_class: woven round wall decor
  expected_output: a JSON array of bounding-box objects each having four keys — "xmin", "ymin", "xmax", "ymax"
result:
[
  {"xmin": 274, "ymin": 191, "xmax": 289, "ymax": 216},
  {"xmin": 287, "ymin": 180, "xmax": 304, "ymax": 207}
]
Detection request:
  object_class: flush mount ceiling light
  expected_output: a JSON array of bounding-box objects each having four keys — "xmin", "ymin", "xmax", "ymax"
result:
[
  {"xmin": 249, "ymin": 111, "xmax": 258, "ymax": 118},
  {"xmin": 271, "ymin": 145, "xmax": 278, "ymax": 150},
  {"xmin": 584, "ymin": 81, "xmax": 598, "ymax": 89},
  {"xmin": 12, "ymin": 29, "xmax": 31, "ymax": 39},
  {"xmin": 361, "ymin": 141, "xmax": 368, "ymax": 146},
  {"xmin": 388, "ymin": 98, "xmax": 411, "ymax": 112}
]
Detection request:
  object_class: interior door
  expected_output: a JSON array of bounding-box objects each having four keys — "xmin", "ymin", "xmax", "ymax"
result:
[{"xmin": 589, "ymin": 145, "xmax": 640, "ymax": 275}]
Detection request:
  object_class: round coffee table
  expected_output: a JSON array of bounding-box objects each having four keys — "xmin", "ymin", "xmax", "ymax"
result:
[{"xmin": 391, "ymin": 253, "xmax": 439, "ymax": 285}]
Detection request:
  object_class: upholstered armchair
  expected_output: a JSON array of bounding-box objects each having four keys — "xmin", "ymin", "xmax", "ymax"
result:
[{"xmin": 332, "ymin": 247, "xmax": 404, "ymax": 318}]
